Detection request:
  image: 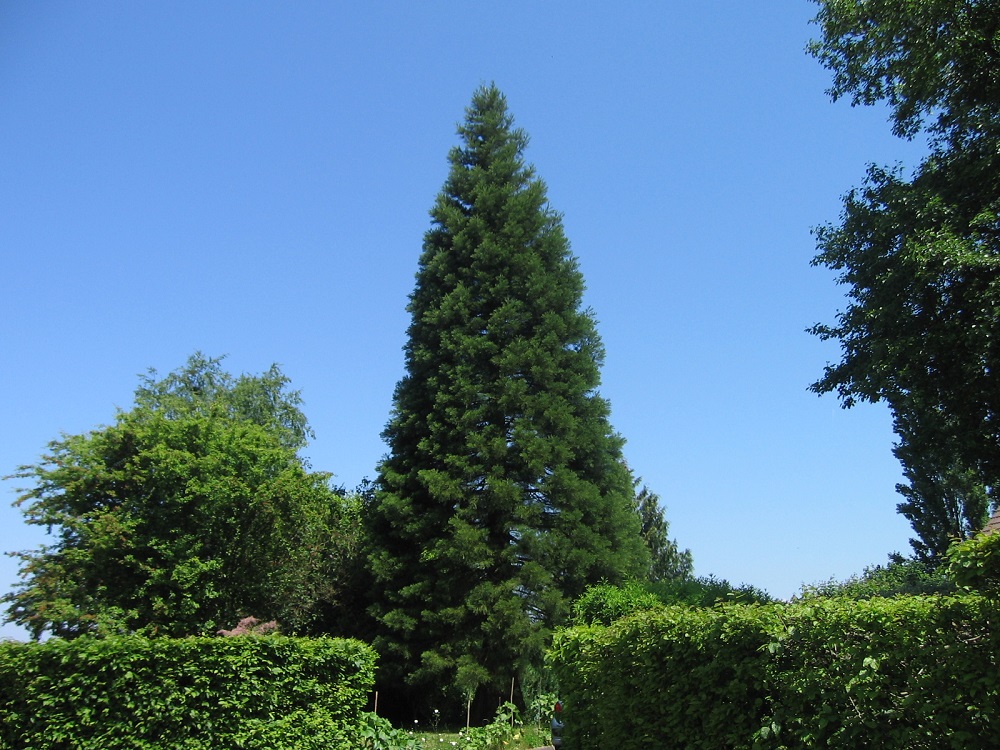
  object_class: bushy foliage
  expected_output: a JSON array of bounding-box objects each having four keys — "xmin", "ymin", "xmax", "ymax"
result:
[
  {"xmin": 946, "ymin": 530, "xmax": 1000, "ymax": 595},
  {"xmin": 457, "ymin": 702, "xmax": 519, "ymax": 750},
  {"xmin": 551, "ymin": 604, "xmax": 777, "ymax": 750},
  {"xmin": 571, "ymin": 582, "xmax": 663, "ymax": 626},
  {"xmin": 762, "ymin": 595, "xmax": 1000, "ymax": 748},
  {"xmin": 799, "ymin": 555, "xmax": 956, "ymax": 600},
  {"xmin": 3, "ymin": 354, "xmax": 358, "ymax": 639},
  {"xmin": 647, "ymin": 575, "xmax": 772, "ymax": 607},
  {"xmin": 572, "ymin": 577, "xmax": 772, "ymax": 627},
  {"xmin": 0, "ymin": 635, "xmax": 375, "ymax": 750},
  {"xmin": 343, "ymin": 712, "xmax": 422, "ymax": 750},
  {"xmin": 549, "ymin": 595, "xmax": 1000, "ymax": 750}
]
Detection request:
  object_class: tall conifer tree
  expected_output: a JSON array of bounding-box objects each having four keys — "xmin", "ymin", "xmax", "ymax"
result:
[{"xmin": 368, "ymin": 85, "xmax": 648, "ymax": 707}]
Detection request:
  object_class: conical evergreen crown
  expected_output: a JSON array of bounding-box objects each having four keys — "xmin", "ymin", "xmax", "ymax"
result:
[{"xmin": 369, "ymin": 84, "xmax": 647, "ymax": 707}]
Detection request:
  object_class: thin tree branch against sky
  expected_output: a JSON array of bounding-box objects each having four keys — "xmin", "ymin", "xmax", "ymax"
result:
[{"xmin": 1, "ymin": 2, "xmax": 929, "ymax": 640}]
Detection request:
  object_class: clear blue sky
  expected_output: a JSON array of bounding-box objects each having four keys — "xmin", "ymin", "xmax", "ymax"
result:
[{"xmin": 1, "ymin": 2, "xmax": 931, "ymax": 640}]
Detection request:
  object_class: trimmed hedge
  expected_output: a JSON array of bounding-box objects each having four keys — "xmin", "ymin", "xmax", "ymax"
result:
[
  {"xmin": 0, "ymin": 635, "xmax": 376, "ymax": 749},
  {"xmin": 548, "ymin": 595, "xmax": 1000, "ymax": 750},
  {"xmin": 764, "ymin": 595, "xmax": 1000, "ymax": 749},
  {"xmin": 550, "ymin": 603, "xmax": 778, "ymax": 750}
]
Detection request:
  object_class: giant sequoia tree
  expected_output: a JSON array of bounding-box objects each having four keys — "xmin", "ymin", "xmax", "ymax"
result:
[
  {"xmin": 368, "ymin": 85, "xmax": 648, "ymax": 704},
  {"xmin": 808, "ymin": 0, "xmax": 1000, "ymax": 558}
]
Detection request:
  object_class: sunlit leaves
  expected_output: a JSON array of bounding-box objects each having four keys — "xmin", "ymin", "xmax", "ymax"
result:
[
  {"xmin": 0, "ymin": 635, "xmax": 376, "ymax": 749},
  {"xmin": 3, "ymin": 355, "xmax": 354, "ymax": 639},
  {"xmin": 551, "ymin": 594, "xmax": 1000, "ymax": 749}
]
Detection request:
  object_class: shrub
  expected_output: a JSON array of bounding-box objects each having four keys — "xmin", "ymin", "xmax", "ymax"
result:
[
  {"xmin": 550, "ymin": 604, "xmax": 778, "ymax": 750},
  {"xmin": 572, "ymin": 577, "xmax": 772, "ymax": 627},
  {"xmin": 458, "ymin": 702, "xmax": 521, "ymax": 750},
  {"xmin": 946, "ymin": 531, "xmax": 1000, "ymax": 595},
  {"xmin": 549, "ymin": 595, "xmax": 1000, "ymax": 750},
  {"xmin": 339, "ymin": 712, "xmax": 422, "ymax": 750},
  {"xmin": 0, "ymin": 634, "xmax": 375, "ymax": 750},
  {"xmin": 762, "ymin": 595, "xmax": 1000, "ymax": 748},
  {"xmin": 799, "ymin": 555, "xmax": 956, "ymax": 599},
  {"xmin": 571, "ymin": 582, "xmax": 663, "ymax": 625}
]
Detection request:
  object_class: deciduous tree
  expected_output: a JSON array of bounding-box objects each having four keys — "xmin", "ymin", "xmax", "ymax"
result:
[
  {"xmin": 3, "ymin": 354, "xmax": 354, "ymax": 639},
  {"xmin": 808, "ymin": 0, "xmax": 1000, "ymax": 555}
]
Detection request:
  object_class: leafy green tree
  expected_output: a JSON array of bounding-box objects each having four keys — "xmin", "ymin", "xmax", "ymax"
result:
[
  {"xmin": 634, "ymin": 484, "xmax": 692, "ymax": 581},
  {"xmin": 571, "ymin": 581, "xmax": 664, "ymax": 626},
  {"xmin": 808, "ymin": 0, "xmax": 1000, "ymax": 147},
  {"xmin": 645, "ymin": 576, "xmax": 773, "ymax": 607},
  {"xmin": 368, "ymin": 85, "xmax": 649, "ymax": 707},
  {"xmin": 3, "ymin": 354, "xmax": 355, "ymax": 639},
  {"xmin": 133, "ymin": 351, "xmax": 314, "ymax": 452},
  {"xmin": 807, "ymin": 0, "xmax": 1000, "ymax": 554},
  {"xmin": 894, "ymin": 426, "xmax": 991, "ymax": 560}
]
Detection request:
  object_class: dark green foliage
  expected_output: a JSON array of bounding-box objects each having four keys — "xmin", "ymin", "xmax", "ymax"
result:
[
  {"xmin": 3, "ymin": 354, "xmax": 357, "ymax": 638},
  {"xmin": 893, "ymin": 429, "xmax": 993, "ymax": 560},
  {"xmin": 369, "ymin": 85, "xmax": 649, "ymax": 706},
  {"xmin": 633, "ymin": 485, "xmax": 692, "ymax": 581},
  {"xmin": 0, "ymin": 635, "xmax": 375, "ymax": 750},
  {"xmin": 646, "ymin": 575, "xmax": 773, "ymax": 607},
  {"xmin": 799, "ymin": 555, "xmax": 957, "ymax": 599},
  {"xmin": 808, "ymin": 0, "xmax": 1000, "ymax": 554},
  {"xmin": 549, "ymin": 595, "xmax": 1000, "ymax": 750},
  {"xmin": 808, "ymin": 0, "xmax": 1000, "ymax": 146}
]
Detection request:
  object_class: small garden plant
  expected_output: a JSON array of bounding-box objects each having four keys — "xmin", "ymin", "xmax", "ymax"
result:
[{"xmin": 402, "ymin": 702, "xmax": 549, "ymax": 750}]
